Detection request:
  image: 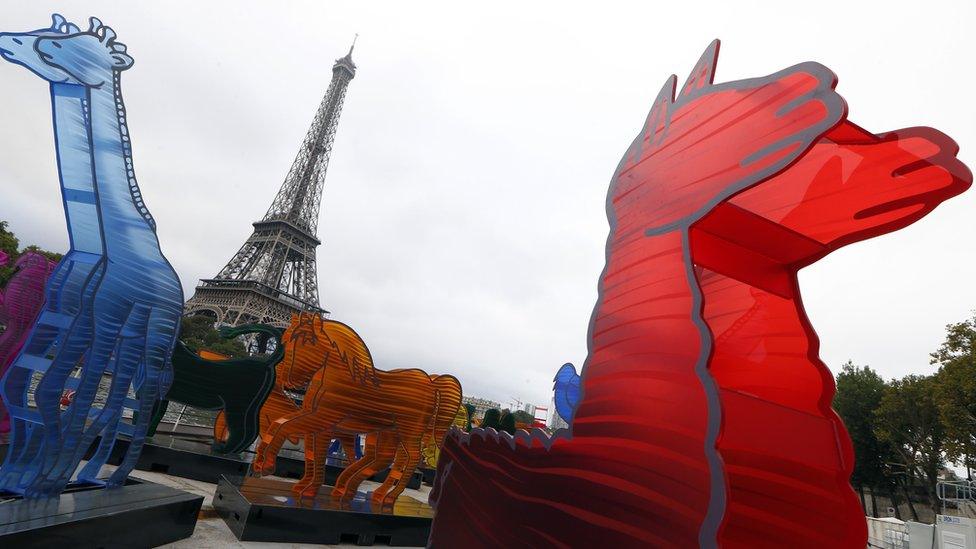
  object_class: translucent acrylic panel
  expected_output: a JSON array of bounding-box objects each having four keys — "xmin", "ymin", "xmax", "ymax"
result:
[
  {"xmin": 0, "ymin": 16, "xmax": 184, "ymax": 498},
  {"xmin": 150, "ymin": 324, "xmax": 283, "ymax": 455},
  {"xmin": 251, "ymin": 313, "xmax": 463, "ymax": 507},
  {"xmin": 427, "ymin": 40, "xmax": 972, "ymax": 547},
  {"xmin": 552, "ymin": 362, "xmax": 580, "ymax": 423},
  {"xmin": 0, "ymin": 253, "xmax": 57, "ymax": 434}
]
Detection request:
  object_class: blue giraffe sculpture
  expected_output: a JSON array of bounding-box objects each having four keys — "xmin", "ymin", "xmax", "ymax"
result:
[
  {"xmin": 0, "ymin": 16, "xmax": 184, "ymax": 497},
  {"xmin": 0, "ymin": 14, "xmax": 105, "ymax": 491}
]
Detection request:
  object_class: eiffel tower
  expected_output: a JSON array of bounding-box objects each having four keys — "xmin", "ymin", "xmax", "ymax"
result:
[{"xmin": 185, "ymin": 40, "xmax": 356, "ymax": 327}]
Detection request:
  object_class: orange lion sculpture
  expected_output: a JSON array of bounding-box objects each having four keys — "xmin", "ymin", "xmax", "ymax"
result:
[{"xmin": 251, "ymin": 313, "xmax": 462, "ymax": 506}]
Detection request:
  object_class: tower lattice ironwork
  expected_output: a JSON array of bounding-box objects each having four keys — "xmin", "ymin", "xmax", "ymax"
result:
[{"xmin": 185, "ymin": 41, "xmax": 356, "ymax": 327}]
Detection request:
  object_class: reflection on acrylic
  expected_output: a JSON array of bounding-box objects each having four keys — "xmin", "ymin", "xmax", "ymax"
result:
[
  {"xmin": 0, "ymin": 15, "xmax": 183, "ymax": 497},
  {"xmin": 251, "ymin": 313, "xmax": 463, "ymax": 507},
  {"xmin": 428, "ymin": 40, "xmax": 973, "ymax": 547}
]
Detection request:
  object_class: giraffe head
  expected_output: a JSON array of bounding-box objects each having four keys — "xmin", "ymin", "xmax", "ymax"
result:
[
  {"xmin": 35, "ymin": 17, "xmax": 133, "ymax": 88},
  {"xmin": 0, "ymin": 14, "xmax": 83, "ymax": 84}
]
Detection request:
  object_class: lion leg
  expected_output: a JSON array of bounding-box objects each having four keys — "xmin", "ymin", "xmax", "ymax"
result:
[
  {"xmin": 293, "ymin": 431, "xmax": 329, "ymax": 498},
  {"xmin": 333, "ymin": 432, "xmax": 395, "ymax": 500},
  {"xmin": 334, "ymin": 432, "xmax": 358, "ymax": 463},
  {"xmin": 371, "ymin": 438, "xmax": 421, "ymax": 507},
  {"xmin": 254, "ymin": 412, "xmax": 333, "ymax": 476}
]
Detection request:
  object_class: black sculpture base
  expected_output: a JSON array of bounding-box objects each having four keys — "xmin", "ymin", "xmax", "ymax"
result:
[
  {"xmin": 4, "ymin": 434, "xmax": 425, "ymax": 490},
  {"xmin": 275, "ymin": 449, "xmax": 423, "ymax": 489},
  {"xmin": 213, "ymin": 475, "xmax": 432, "ymax": 546},
  {"xmin": 273, "ymin": 447, "xmax": 348, "ymax": 486},
  {"xmin": 0, "ymin": 477, "xmax": 202, "ymax": 548},
  {"xmin": 98, "ymin": 434, "xmax": 253, "ymax": 484}
]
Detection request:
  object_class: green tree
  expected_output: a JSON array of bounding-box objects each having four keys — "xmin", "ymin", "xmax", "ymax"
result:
[
  {"xmin": 0, "ymin": 221, "xmax": 19, "ymax": 255},
  {"xmin": 931, "ymin": 314, "xmax": 976, "ymax": 477},
  {"xmin": 463, "ymin": 404, "xmax": 475, "ymax": 431},
  {"xmin": 0, "ymin": 220, "xmax": 21, "ymax": 286},
  {"xmin": 512, "ymin": 409, "xmax": 534, "ymax": 425},
  {"xmin": 21, "ymin": 244, "xmax": 62, "ymax": 264},
  {"xmin": 0, "ymin": 221, "xmax": 64, "ymax": 286},
  {"xmin": 481, "ymin": 408, "xmax": 501, "ymax": 430},
  {"xmin": 179, "ymin": 316, "xmax": 247, "ymax": 358},
  {"xmin": 875, "ymin": 374, "xmax": 946, "ymax": 520},
  {"xmin": 499, "ymin": 410, "xmax": 516, "ymax": 435},
  {"xmin": 833, "ymin": 361, "xmax": 889, "ymax": 516}
]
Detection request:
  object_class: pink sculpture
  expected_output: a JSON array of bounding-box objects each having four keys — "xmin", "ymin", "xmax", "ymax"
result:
[
  {"xmin": 0, "ymin": 251, "xmax": 57, "ymax": 433},
  {"xmin": 0, "ymin": 250, "xmax": 8, "ymax": 326}
]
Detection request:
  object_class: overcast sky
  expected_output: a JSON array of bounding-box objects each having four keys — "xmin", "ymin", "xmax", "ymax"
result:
[{"xmin": 0, "ymin": 1, "xmax": 974, "ymax": 411}]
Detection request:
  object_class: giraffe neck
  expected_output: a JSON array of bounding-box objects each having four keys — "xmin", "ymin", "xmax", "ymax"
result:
[
  {"xmin": 50, "ymin": 83, "xmax": 102, "ymax": 256},
  {"xmin": 87, "ymin": 72, "xmax": 158, "ymax": 255}
]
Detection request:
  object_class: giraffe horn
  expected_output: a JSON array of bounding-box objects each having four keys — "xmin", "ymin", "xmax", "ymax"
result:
[{"xmin": 101, "ymin": 26, "xmax": 117, "ymax": 43}]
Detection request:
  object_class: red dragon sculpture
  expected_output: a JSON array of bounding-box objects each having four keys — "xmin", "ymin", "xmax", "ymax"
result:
[{"xmin": 428, "ymin": 40, "xmax": 972, "ymax": 548}]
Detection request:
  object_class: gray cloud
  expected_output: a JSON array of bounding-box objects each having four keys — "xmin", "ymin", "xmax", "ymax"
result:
[{"xmin": 0, "ymin": 1, "xmax": 974, "ymax": 410}]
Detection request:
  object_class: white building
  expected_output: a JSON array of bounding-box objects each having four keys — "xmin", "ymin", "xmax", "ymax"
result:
[{"xmin": 462, "ymin": 396, "xmax": 501, "ymax": 420}]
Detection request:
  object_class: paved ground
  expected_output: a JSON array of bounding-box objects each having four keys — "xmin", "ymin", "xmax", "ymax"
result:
[{"xmin": 107, "ymin": 465, "xmax": 432, "ymax": 548}]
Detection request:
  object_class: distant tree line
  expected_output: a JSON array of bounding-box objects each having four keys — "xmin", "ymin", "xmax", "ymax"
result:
[
  {"xmin": 0, "ymin": 220, "xmax": 62, "ymax": 287},
  {"xmin": 477, "ymin": 408, "xmax": 535, "ymax": 435},
  {"xmin": 835, "ymin": 313, "xmax": 976, "ymax": 520},
  {"xmin": 178, "ymin": 315, "xmax": 248, "ymax": 358}
]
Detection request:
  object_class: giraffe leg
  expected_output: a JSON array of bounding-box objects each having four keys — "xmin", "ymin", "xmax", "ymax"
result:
[
  {"xmin": 108, "ymin": 306, "xmax": 179, "ymax": 486},
  {"xmin": 66, "ymin": 310, "xmax": 150, "ymax": 486},
  {"xmin": 76, "ymin": 406, "xmax": 124, "ymax": 482},
  {"xmin": 0, "ymin": 302, "xmax": 96, "ymax": 488},
  {"xmin": 27, "ymin": 307, "xmax": 143, "ymax": 496}
]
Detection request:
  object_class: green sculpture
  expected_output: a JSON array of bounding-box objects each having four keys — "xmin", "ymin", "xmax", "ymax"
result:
[
  {"xmin": 480, "ymin": 408, "xmax": 501, "ymax": 431},
  {"xmin": 148, "ymin": 324, "xmax": 284, "ymax": 454}
]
